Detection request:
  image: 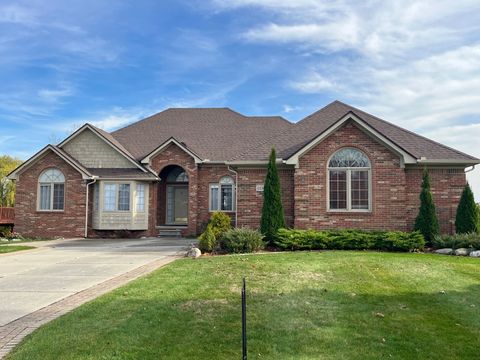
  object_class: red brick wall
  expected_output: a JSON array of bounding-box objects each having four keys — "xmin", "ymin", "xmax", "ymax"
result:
[
  {"xmin": 236, "ymin": 167, "xmax": 295, "ymax": 229},
  {"xmin": 293, "ymin": 121, "xmax": 466, "ymax": 233},
  {"xmin": 196, "ymin": 165, "xmax": 236, "ymax": 233},
  {"xmin": 405, "ymin": 167, "xmax": 466, "ymax": 234},
  {"xmin": 294, "ymin": 121, "xmax": 408, "ymax": 231},
  {"xmin": 15, "ymin": 150, "xmax": 86, "ymax": 238},
  {"xmin": 150, "ymin": 143, "xmax": 198, "ymax": 236}
]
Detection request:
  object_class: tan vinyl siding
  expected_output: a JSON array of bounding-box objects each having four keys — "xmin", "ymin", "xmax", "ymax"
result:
[{"xmin": 63, "ymin": 129, "xmax": 135, "ymax": 168}]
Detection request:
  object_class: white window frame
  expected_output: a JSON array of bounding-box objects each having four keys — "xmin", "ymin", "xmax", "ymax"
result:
[
  {"xmin": 327, "ymin": 149, "xmax": 372, "ymax": 212},
  {"xmin": 209, "ymin": 176, "xmax": 235, "ymax": 212},
  {"xmin": 37, "ymin": 168, "xmax": 65, "ymax": 212},
  {"xmin": 102, "ymin": 182, "xmax": 131, "ymax": 212}
]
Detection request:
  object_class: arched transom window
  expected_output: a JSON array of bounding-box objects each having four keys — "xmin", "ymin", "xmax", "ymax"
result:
[
  {"xmin": 328, "ymin": 148, "xmax": 371, "ymax": 211},
  {"xmin": 209, "ymin": 176, "xmax": 235, "ymax": 212},
  {"xmin": 38, "ymin": 168, "xmax": 65, "ymax": 211}
]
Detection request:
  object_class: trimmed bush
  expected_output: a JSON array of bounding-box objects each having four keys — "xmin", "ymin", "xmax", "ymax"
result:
[
  {"xmin": 455, "ymin": 183, "xmax": 478, "ymax": 234},
  {"xmin": 414, "ymin": 169, "xmax": 439, "ymax": 245},
  {"xmin": 433, "ymin": 233, "xmax": 480, "ymax": 250},
  {"xmin": 260, "ymin": 147, "xmax": 285, "ymax": 243},
  {"xmin": 197, "ymin": 211, "xmax": 232, "ymax": 252},
  {"xmin": 219, "ymin": 227, "xmax": 265, "ymax": 254},
  {"xmin": 275, "ymin": 229, "xmax": 425, "ymax": 252},
  {"xmin": 198, "ymin": 225, "xmax": 216, "ymax": 252}
]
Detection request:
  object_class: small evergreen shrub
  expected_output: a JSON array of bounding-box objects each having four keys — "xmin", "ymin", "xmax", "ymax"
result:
[
  {"xmin": 0, "ymin": 226, "xmax": 13, "ymax": 239},
  {"xmin": 433, "ymin": 233, "xmax": 480, "ymax": 250},
  {"xmin": 198, "ymin": 225, "xmax": 216, "ymax": 252},
  {"xmin": 414, "ymin": 169, "xmax": 440, "ymax": 245},
  {"xmin": 455, "ymin": 183, "xmax": 478, "ymax": 234},
  {"xmin": 197, "ymin": 211, "xmax": 232, "ymax": 252},
  {"xmin": 275, "ymin": 229, "xmax": 425, "ymax": 252},
  {"xmin": 219, "ymin": 227, "xmax": 265, "ymax": 254}
]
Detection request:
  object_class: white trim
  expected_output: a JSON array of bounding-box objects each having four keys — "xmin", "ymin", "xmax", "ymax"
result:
[
  {"xmin": 141, "ymin": 137, "xmax": 203, "ymax": 164},
  {"xmin": 8, "ymin": 145, "xmax": 92, "ymax": 181},
  {"xmin": 285, "ymin": 113, "xmax": 417, "ymax": 168},
  {"xmin": 58, "ymin": 124, "xmax": 147, "ymax": 172},
  {"xmin": 416, "ymin": 159, "xmax": 480, "ymax": 165}
]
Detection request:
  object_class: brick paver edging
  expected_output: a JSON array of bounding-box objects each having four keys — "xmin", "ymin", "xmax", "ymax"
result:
[{"xmin": 0, "ymin": 255, "xmax": 180, "ymax": 359}]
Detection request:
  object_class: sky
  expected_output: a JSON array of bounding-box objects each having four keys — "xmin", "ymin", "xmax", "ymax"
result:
[{"xmin": 0, "ymin": 0, "xmax": 479, "ymax": 199}]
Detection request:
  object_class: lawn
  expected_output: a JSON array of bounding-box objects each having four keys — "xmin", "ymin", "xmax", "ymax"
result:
[
  {"xmin": 7, "ymin": 251, "xmax": 480, "ymax": 360},
  {"xmin": 0, "ymin": 245, "xmax": 34, "ymax": 254}
]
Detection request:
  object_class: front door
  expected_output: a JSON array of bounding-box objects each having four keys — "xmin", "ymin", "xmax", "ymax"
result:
[{"xmin": 166, "ymin": 185, "xmax": 188, "ymax": 224}]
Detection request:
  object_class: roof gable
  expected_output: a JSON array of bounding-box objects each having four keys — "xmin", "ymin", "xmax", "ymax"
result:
[
  {"xmin": 141, "ymin": 137, "xmax": 203, "ymax": 164},
  {"xmin": 58, "ymin": 124, "xmax": 147, "ymax": 171}
]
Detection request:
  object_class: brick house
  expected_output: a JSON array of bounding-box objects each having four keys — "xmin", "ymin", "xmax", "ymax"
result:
[{"xmin": 8, "ymin": 101, "xmax": 479, "ymax": 238}]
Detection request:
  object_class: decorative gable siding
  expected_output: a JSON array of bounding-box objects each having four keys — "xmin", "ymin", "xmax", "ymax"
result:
[{"xmin": 62, "ymin": 129, "xmax": 135, "ymax": 168}]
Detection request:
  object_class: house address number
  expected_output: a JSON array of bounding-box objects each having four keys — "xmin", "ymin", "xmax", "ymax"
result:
[{"xmin": 256, "ymin": 184, "xmax": 264, "ymax": 192}]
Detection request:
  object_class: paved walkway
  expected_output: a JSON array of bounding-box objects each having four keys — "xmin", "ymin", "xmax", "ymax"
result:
[{"xmin": 0, "ymin": 237, "xmax": 190, "ymax": 358}]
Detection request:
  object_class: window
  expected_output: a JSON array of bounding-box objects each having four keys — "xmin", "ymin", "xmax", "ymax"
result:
[
  {"xmin": 136, "ymin": 184, "xmax": 145, "ymax": 212},
  {"xmin": 328, "ymin": 148, "xmax": 371, "ymax": 211},
  {"xmin": 166, "ymin": 168, "xmax": 188, "ymax": 182},
  {"xmin": 38, "ymin": 168, "xmax": 65, "ymax": 211},
  {"xmin": 103, "ymin": 183, "xmax": 130, "ymax": 211},
  {"xmin": 209, "ymin": 176, "xmax": 235, "ymax": 211}
]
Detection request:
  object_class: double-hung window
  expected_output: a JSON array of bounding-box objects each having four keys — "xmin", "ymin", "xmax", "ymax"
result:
[
  {"xmin": 103, "ymin": 183, "xmax": 130, "ymax": 211},
  {"xmin": 38, "ymin": 168, "xmax": 65, "ymax": 211},
  {"xmin": 328, "ymin": 148, "xmax": 371, "ymax": 211},
  {"xmin": 209, "ymin": 176, "xmax": 235, "ymax": 211}
]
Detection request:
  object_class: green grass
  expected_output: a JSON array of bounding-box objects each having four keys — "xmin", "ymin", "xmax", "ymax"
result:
[
  {"xmin": 0, "ymin": 245, "xmax": 34, "ymax": 254},
  {"xmin": 7, "ymin": 251, "xmax": 480, "ymax": 359}
]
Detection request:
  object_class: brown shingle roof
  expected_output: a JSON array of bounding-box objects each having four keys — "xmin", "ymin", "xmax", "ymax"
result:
[
  {"xmin": 112, "ymin": 108, "xmax": 293, "ymax": 161},
  {"xmin": 109, "ymin": 102, "xmax": 479, "ymax": 163}
]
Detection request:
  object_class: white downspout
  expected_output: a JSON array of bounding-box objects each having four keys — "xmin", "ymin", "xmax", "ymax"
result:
[
  {"xmin": 85, "ymin": 177, "xmax": 98, "ymax": 238},
  {"xmin": 228, "ymin": 166, "xmax": 238, "ymax": 227}
]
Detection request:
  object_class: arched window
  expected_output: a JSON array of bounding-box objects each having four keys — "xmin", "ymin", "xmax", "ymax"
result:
[
  {"xmin": 166, "ymin": 168, "xmax": 188, "ymax": 183},
  {"xmin": 328, "ymin": 148, "xmax": 371, "ymax": 211},
  {"xmin": 209, "ymin": 176, "xmax": 235, "ymax": 211},
  {"xmin": 38, "ymin": 168, "xmax": 65, "ymax": 211}
]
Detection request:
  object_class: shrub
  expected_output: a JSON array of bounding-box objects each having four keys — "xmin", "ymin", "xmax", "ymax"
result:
[
  {"xmin": 260, "ymin": 147, "xmax": 285, "ymax": 244},
  {"xmin": 0, "ymin": 225, "xmax": 13, "ymax": 239},
  {"xmin": 198, "ymin": 225, "xmax": 216, "ymax": 252},
  {"xmin": 275, "ymin": 229, "xmax": 425, "ymax": 252},
  {"xmin": 455, "ymin": 183, "xmax": 478, "ymax": 234},
  {"xmin": 219, "ymin": 227, "xmax": 265, "ymax": 254},
  {"xmin": 197, "ymin": 211, "xmax": 232, "ymax": 252},
  {"xmin": 414, "ymin": 169, "xmax": 439, "ymax": 245},
  {"xmin": 433, "ymin": 233, "xmax": 480, "ymax": 250}
]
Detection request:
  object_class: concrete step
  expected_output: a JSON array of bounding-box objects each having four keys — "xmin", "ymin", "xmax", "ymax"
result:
[{"xmin": 156, "ymin": 226, "xmax": 186, "ymax": 238}]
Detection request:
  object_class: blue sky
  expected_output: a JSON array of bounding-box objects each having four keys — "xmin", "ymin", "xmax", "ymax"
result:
[{"xmin": 1, "ymin": 0, "xmax": 480, "ymax": 199}]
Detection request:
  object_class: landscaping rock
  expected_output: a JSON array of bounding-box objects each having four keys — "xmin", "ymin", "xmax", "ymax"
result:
[
  {"xmin": 186, "ymin": 247, "xmax": 201, "ymax": 259},
  {"xmin": 454, "ymin": 248, "xmax": 469, "ymax": 256},
  {"xmin": 435, "ymin": 248, "xmax": 453, "ymax": 255},
  {"xmin": 469, "ymin": 250, "xmax": 480, "ymax": 258}
]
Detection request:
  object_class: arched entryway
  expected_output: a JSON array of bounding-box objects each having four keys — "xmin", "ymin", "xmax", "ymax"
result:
[{"xmin": 158, "ymin": 165, "xmax": 189, "ymax": 226}]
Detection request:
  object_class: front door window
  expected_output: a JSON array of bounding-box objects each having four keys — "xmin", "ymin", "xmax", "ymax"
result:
[{"xmin": 166, "ymin": 185, "xmax": 188, "ymax": 224}]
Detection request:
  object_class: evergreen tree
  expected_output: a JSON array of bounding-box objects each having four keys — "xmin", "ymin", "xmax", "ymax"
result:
[
  {"xmin": 414, "ymin": 168, "xmax": 440, "ymax": 245},
  {"xmin": 455, "ymin": 183, "xmax": 478, "ymax": 234},
  {"xmin": 260, "ymin": 147, "xmax": 285, "ymax": 243}
]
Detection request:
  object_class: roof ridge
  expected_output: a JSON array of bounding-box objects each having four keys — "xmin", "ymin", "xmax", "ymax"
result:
[{"xmin": 336, "ymin": 101, "xmax": 479, "ymax": 161}]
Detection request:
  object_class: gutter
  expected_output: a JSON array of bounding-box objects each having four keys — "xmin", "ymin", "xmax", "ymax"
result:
[
  {"xmin": 85, "ymin": 177, "xmax": 98, "ymax": 238},
  {"xmin": 227, "ymin": 165, "xmax": 238, "ymax": 227}
]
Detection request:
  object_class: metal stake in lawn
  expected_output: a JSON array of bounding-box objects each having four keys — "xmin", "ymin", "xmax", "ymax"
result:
[{"xmin": 242, "ymin": 277, "xmax": 247, "ymax": 360}]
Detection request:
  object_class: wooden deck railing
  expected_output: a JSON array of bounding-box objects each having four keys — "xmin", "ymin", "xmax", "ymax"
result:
[{"xmin": 0, "ymin": 207, "xmax": 15, "ymax": 225}]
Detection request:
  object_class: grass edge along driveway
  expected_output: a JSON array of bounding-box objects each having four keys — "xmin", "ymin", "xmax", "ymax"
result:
[
  {"xmin": 6, "ymin": 251, "xmax": 480, "ymax": 360},
  {"xmin": 0, "ymin": 245, "xmax": 35, "ymax": 254}
]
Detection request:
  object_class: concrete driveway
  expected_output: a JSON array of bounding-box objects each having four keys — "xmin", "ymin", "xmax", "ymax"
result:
[{"xmin": 0, "ymin": 237, "xmax": 190, "ymax": 326}]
